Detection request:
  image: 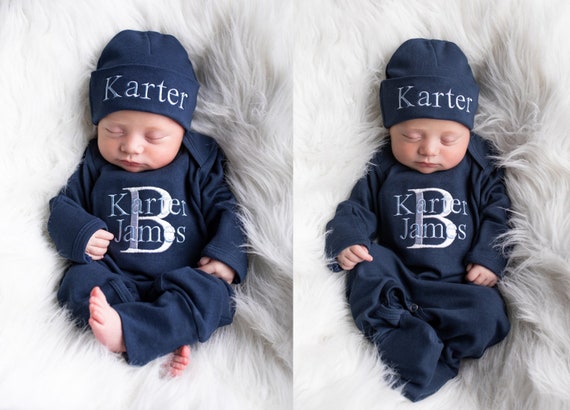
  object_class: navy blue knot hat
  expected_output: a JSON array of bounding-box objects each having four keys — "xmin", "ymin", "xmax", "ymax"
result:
[
  {"xmin": 379, "ymin": 38, "xmax": 479, "ymax": 130},
  {"xmin": 90, "ymin": 30, "xmax": 199, "ymax": 132}
]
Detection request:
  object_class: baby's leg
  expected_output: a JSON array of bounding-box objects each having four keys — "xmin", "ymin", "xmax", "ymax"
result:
[
  {"xmin": 89, "ymin": 287, "xmax": 126, "ymax": 353},
  {"xmin": 414, "ymin": 281, "xmax": 510, "ymax": 360},
  {"xmin": 115, "ymin": 267, "xmax": 234, "ymax": 366},
  {"xmin": 58, "ymin": 261, "xmax": 137, "ymax": 327},
  {"xmin": 376, "ymin": 313, "xmax": 455, "ymax": 402}
]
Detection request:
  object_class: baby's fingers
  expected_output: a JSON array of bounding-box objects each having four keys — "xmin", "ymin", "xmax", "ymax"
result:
[
  {"xmin": 96, "ymin": 230, "xmax": 115, "ymax": 241},
  {"xmin": 351, "ymin": 245, "xmax": 373, "ymax": 262},
  {"xmin": 89, "ymin": 236, "xmax": 112, "ymax": 249},
  {"xmin": 198, "ymin": 256, "xmax": 211, "ymax": 267},
  {"xmin": 338, "ymin": 260, "xmax": 357, "ymax": 271}
]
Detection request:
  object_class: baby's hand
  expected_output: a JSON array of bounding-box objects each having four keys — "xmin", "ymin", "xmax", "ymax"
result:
[
  {"xmin": 86, "ymin": 229, "xmax": 114, "ymax": 261},
  {"xmin": 337, "ymin": 245, "xmax": 373, "ymax": 271},
  {"xmin": 198, "ymin": 257, "xmax": 236, "ymax": 284},
  {"xmin": 465, "ymin": 264, "xmax": 499, "ymax": 287}
]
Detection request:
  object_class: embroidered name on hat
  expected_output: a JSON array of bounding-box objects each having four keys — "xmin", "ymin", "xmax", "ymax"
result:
[
  {"xmin": 397, "ymin": 85, "xmax": 474, "ymax": 113},
  {"xmin": 103, "ymin": 75, "xmax": 190, "ymax": 110}
]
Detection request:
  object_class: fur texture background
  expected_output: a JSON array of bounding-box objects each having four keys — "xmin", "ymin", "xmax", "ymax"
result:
[
  {"xmin": 294, "ymin": 0, "xmax": 570, "ymax": 409},
  {"xmin": 0, "ymin": 1, "xmax": 291, "ymax": 409},
  {"xmin": 2, "ymin": 0, "xmax": 570, "ymax": 409}
]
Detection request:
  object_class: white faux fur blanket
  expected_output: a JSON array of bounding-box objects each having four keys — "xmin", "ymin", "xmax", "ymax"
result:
[
  {"xmin": 2, "ymin": 0, "xmax": 570, "ymax": 409},
  {"xmin": 0, "ymin": 1, "xmax": 291, "ymax": 409},
  {"xmin": 294, "ymin": 1, "xmax": 570, "ymax": 409}
]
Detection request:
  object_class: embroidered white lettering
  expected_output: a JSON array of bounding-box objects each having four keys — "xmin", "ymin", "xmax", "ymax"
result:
[
  {"xmin": 396, "ymin": 86, "xmax": 472, "ymax": 113},
  {"xmin": 125, "ymin": 81, "xmax": 140, "ymax": 98},
  {"xmin": 103, "ymin": 76, "xmax": 189, "ymax": 110},
  {"xmin": 393, "ymin": 188, "xmax": 470, "ymax": 249},
  {"xmin": 157, "ymin": 81, "xmax": 167, "ymax": 103},
  {"xmin": 107, "ymin": 186, "xmax": 189, "ymax": 253},
  {"xmin": 104, "ymin": 75, "xmax": 122, "ymax": 101},
  {"xmin": 397, "ymin": 86, "xmax": 415, "ymax": 109},
  {"xmin": 140, "ymin": 82, "xmax": 155, "ymax": 100}
]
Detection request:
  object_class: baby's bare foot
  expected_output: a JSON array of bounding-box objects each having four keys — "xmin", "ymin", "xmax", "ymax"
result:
[
  {"xmin": 165, "ymin": 345, "xmax": 191, "ymax": 377},
  {"xmin": 88, "ymin": 287, "xmax": 126, "ymax": 353}
]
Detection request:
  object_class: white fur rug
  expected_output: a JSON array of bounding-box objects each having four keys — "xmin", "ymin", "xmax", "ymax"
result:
[
  {"xmin": 0, "ymin": 1, "xmax": 291, "ymax": 409},
  {"xmin": 3, "ymin": 1, "xmax": 570, "ymax": 409},
  {"xmin": 294, "ymin": 0, "xmax": 570, "ymax": 409}
]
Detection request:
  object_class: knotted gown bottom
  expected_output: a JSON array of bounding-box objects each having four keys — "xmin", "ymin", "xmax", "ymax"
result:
[{"xmin": 346, "ymin": 244, "xmax": 510, "ymax": 401}]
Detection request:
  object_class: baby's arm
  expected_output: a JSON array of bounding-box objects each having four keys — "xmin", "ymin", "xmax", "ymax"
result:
[
  {"xmin": 85, "ymin": 229, "xmax": 114, "ymax": 261},
  {"xmin": 194, "ymin": 138, "xmax": 248, "ymax": 283},
  {"xmin": 337, "ymin": 245, "xmax": 373, "ymax": 271},
  {"xmin": 465, "ymin": 264, "xmax": 499, "ymax": 287},
  {"xmin": 48, "ymin": 142, "xmax": 109, "ymax": 264},
  {"xmin": 198, "ymin": 257, "xmax": 236, "ymax": 284}
]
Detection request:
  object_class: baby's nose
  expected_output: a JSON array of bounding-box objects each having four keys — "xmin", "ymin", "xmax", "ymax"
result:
[
  {"xmin": 121, "ymin": 135, "xmax": 144, "ymax": 154},
  {"xmin": 419, "ymin": 140, "xmax": 439, "ymax": 156}
]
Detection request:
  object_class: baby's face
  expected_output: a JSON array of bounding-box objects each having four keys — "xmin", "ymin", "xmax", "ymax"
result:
[
  {"xmin": 389, "ymin": 118, "xmax": 470, "ymax": 174},
  {"xmin": 97, "ymin": 110, "xmax": 185, "ymax": 172}
]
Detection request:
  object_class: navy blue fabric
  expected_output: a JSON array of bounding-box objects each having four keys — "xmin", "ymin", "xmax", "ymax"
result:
[
  {"xmin": 380, "ymin": 39, "xmax": 479, "ymax": 130},
  {"xmin": 347, "ymin": 244, "xmax": 509, "ymax": 401},
  {"xmin": 49, "ymin": 133, "xmax": 247, "ymax": 365},
  {"xmin": 57, "ymin": 260, "xmax": 235, "ymax": 365},
  {"xmin": 326, "ymin": 134, "xmax": 510, "ymax": 280},
  {"xmin": 90, "ymin": 30, "xmax": 199, "ymax": 132},
  {"xmin": 325, "ymin": 134, "xmax": 510, "ymax": 401}
]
